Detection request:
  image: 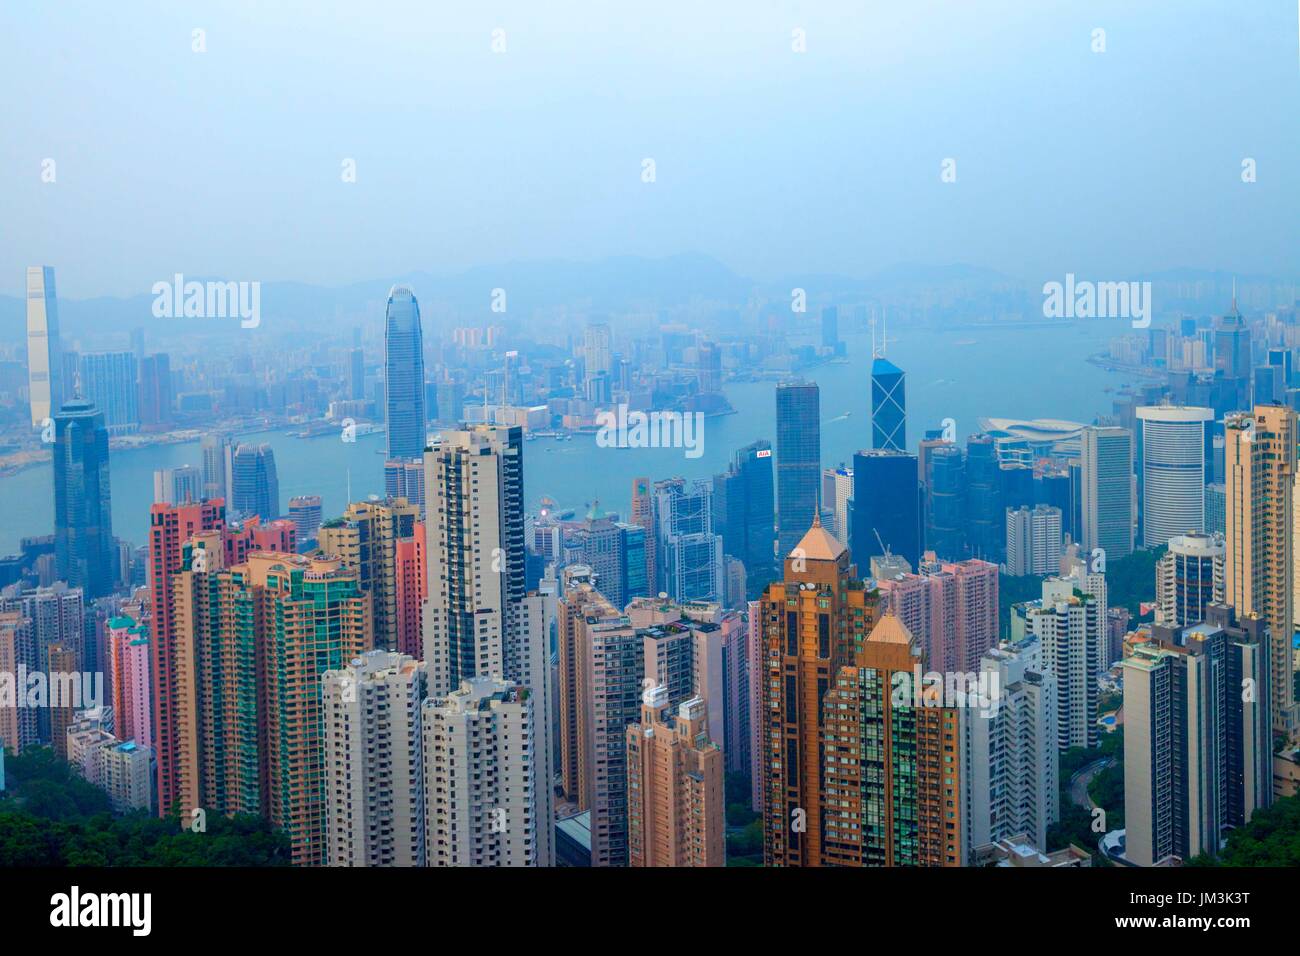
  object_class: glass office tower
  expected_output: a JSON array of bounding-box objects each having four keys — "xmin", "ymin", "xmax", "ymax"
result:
[
  {"xmin": 776, "ymin": 380, "xmax": 821, "ymax": 558},
  {"xmin": 52, "ymin": 397, "xmax": 115, "ymax": 598},
  {"xmin": 385, "ymin": 286, "xmax": 427, "ymax": 461}
]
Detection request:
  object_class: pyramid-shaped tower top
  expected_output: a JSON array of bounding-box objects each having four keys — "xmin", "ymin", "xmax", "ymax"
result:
[
  {"xmin": 866, "ymin": 612, "xmax": 913, "ymax": 646},
  {"xmin": 790, "ymin": 513, "xmax": 846, "ymax": 562}
]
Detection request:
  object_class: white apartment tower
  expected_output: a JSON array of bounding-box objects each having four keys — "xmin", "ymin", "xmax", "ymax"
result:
[
  {"xmin": 1023, "ymin": 577, "xmax": 1104, "ymax": 750},
  {"xmin": 820, "ymin": 466, "xmax": 854, "ymax": 542},
  {"xmin": 963, "ymin": 638, "xmax": 1058, "ymax": 854},
  {"xmin": 1155, "ymin": 532, "xmax": 1226, "ymax": 629},
  {"xmin": 422, "ymin": 676, "xmax": 539, "ymax": 867},
  {"xmin": 322, "ymin": 651, "xmax": 428, "ymax": 867},
  {"xmin": 1005, "ymin": 504, "xmax": 1063, "ymax": 576},
  {"xmin": 422, "ymin": 424, "xmax": 554, "ymax": 864}
]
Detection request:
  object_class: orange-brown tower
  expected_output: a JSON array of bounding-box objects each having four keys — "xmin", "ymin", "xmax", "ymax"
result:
[{"xmin": 760, "ymin": 515, "xmax": 880, "ymax": 866}]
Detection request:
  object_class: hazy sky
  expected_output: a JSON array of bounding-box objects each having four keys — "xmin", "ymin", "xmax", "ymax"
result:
[{"xmin": 3, "ymin": 1, "xmax": 1298, "ymax": 297}]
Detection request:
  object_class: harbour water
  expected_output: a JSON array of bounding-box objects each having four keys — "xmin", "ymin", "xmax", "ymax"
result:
[{"xmin": 0, "ymin": 320, "xmax": 1138, "ymax": 552}]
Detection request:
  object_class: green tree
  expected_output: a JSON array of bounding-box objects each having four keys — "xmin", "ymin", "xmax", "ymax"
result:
[{"xmin": 0, "ymin": 748, "xmax": 290, "ymax": 866}]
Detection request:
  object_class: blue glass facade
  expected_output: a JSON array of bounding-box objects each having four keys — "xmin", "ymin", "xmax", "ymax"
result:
[{"xmin": 385, "ymin": 286, "xmax": 427, "ymax": 461}]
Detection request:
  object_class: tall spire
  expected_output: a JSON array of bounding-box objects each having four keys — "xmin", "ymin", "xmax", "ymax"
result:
[{"xmin": 1231, "ymin": 276, "xmax": 1238, "ymax": 314}]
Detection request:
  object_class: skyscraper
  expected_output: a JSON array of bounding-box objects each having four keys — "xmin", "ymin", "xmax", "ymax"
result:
[
  {"xmin": 257, "ymin": 552, "xmax": 371, "ymax": 866},
  {"xmin": 877, "ymin": 556, "xmax": 999, "ymax": 675},
  {"xmin": 775, "ymin": 380, "xmax": 821, "ymax": 557},
  {"xmin": 1005, "ymin": 504, "xmax": 1063, "ymax": 577},
  {"xmin": 200, "ymin": 433, "xmax": 233, "ymax": 502},
  {"xmin": 714, "ymin": 440, "xmax": 776, "ymax": 597},
  {"xmin": 78, "ymin": 351, "xmax": 139, "ymax": 435},
  {"xmin": 1155, "ymin": 532, "xmax": 1226, "ymax": 628},
  {"xmin": 0, "ymin": 612, "xmax": 37, "ymax": 754},
  {"xmin": 348, "ymin": 347, "xmax": 365, "ymax": 401},
  {"xmin": 964, "ymin": 434, "xmax": 1001, "ymax": 561},
  {"xmin": 148, "ymin": 500, "xmax": 226, "ymax": 816},
  {"xmin": 153, "ymin": 465, "xmax": 203, "ymax": 506},
  {"xmin": 819, "ymin": 464, "xmax": 853, "ymax": 543},
  {"xmin": 1123, "ymin": 605, "xmax": 1271, "ymax": 866},
  {"xmin": 231, "ymin": 443, "xmax": 280, "ymax": 521},
  {"xmin": 567, "ymin": 513, "xmax": 649, "ymax": 611},
  {"xmin": 318, "ymin": 498, "xmax": 420, "ymax": 652},
  {"xmin": 138, "ymin": 353, "xmax": 172, "ymax": 426},
  {"xmin": 627, "ymin": 596, "xmax": 729, "ymax": 749},
  {"xmin": 924, "ymin": 443, "xmax": 965, "ymax": 560},
  {"xmin": 52, "ymin": 397, "xmax": 115, "ymax": 599},
  {"xmin": 287, "ymin": 494, "xmax": 323, "ymax": 547},
  {"xmin": 820, "ymin": 305, "xmax": 840, "ymax": 351},
  {"xmin": 384, "ymin": 286, "xmax": 427, "ymax": 461},
  {"xmin": 556, "ymin": 569, "xmax": 641, "ymax": 865},
  {"xmin": 1080, "ymin": 425, "xmax": 1134, "ymax": 561},
  {"xmin": 851, "ymin": 449, "xmax": 922, "ymax": 572},
  {"xmin": 1214, "ymin": 295, "xmax": 1252, "ymax": 410},
  {"xmin": 424, "ymin": 425, "xmax": 525, "ymax": 691},
  {"xmin": 630, "ymin": 476, "xmax": 657, "ymax": 595},
  {"xmin": 1224, "ymin": 406, "xmax": 1296, "ymax": 734},
  {"xmin": 1204, "ymin": 481, "xmax": 1225, "ymax": 535},
  {"xmin": 760, "ymin": 517, "xmax": 883, "ymax": 866},
  {"xmin": 422, "ymin": 676, "xmax": 542, "ymax": 866},
  {"xmin": 964, "ymin": 637, "xmax": 1058, "ymax": 853},
  {"xmin": 817, "ymin": 614, "xmax": 964, "ymax": 867},
  {"xmin": 583, "ymin": 322, "xmax": 613, "ymax": 403},
  {"xmin": 393, "ymin": 525, "xmax": 426, "ymax": 660},
  {"xmin": 625, "ymin": 689, "xmax": 725, "ymax": 867},
  {"xmin": 383, "ymin": 458, "xmax": 426, "ymax": 514},
  {"xmin": 106, "ymin": 614, "xmax": 151, "ymax": 751},
  {"xmin": 1020, "ymin": 576, "xmax": 1105, "ymax": 750},
  {"xmin": 170, "ymin": 533, "xmax": 263, "ymax": 821},
  {"xmin": 652, "ymin": 478, "xmax": 723, "ymax": 604},
  {"xmin": 1135, "ymin": 405, "xmax": 1213, "ymax": 547},
  {"xmin": 423, "ymin": 424, "xmax": 553, "ymax": 863},
  {"xmin": 323, "ymin": 650, "xmax": 427, "ymax": 867},
  {"xmin": 26, "ymin": 265, "xmax": 63, "ymax": 428},
  {"xmin": 871, "ymin": 356, "xmax": 906, "ymax": 452}
]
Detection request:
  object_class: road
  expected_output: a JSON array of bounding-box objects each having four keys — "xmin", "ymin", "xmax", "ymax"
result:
[{"xmin": 1069, "ymin": 756, "xmax": 1115, "ymax": 811}]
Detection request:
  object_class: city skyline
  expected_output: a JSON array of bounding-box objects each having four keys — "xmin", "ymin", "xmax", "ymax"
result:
[{"xmin": 4, "ymin": 5, "xmax": 1300, "ymax": 925}]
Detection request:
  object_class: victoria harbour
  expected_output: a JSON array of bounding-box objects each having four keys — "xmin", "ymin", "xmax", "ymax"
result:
[{"xmin": 0, "ymin": 322, "xmax": 1134, "ymax": 553}]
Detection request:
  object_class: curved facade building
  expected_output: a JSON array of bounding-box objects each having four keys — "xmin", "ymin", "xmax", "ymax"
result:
[
  {"xmin": 1155, "ymin": 532, "xmax": 1226, "ymax": 628},
  {"xmin": 384, "ymin": 286, "xmax": 427, "ymax": 461},
  {"xmin": 1137, "ymin": 405, "xmax": 1212, "ymax": 548}
]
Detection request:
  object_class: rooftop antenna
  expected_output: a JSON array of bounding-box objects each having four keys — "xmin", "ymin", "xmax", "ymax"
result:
[
  {"xmin": 346, "ymin": 466, "xmax": 351, "ymax": 505},
  {"xmin": 1231, "ymin": 276, "xmax": 1238, "ymax": 314}
]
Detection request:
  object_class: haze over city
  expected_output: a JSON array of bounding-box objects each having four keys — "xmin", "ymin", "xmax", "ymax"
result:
[
  {"xmin": 3, "ymin": 0, "xmax": 1298, "ymax": 299},
  {"xmin": 0, "ymin": 1, "xmax": 1298, "ymax": 936}
]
